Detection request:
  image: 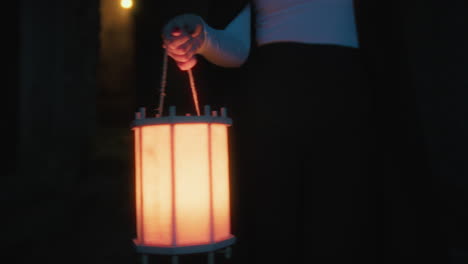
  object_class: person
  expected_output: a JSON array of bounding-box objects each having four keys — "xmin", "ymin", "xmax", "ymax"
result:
[{"xmin": 161, "ymin": 1, "xmax": 376, "ymax": 263}]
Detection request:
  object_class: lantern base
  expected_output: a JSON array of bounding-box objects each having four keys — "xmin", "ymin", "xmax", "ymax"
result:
[{"xmin": 134, "ymin": 235, "xmax": 236, "ymax": 255}]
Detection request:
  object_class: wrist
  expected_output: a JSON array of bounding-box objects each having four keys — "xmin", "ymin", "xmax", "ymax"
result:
[{"xmin": 197, "ymin": 20, "xmax": 214, "ymax": 56}]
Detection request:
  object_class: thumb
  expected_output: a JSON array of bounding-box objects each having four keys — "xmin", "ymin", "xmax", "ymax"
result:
[{"xmin": 190, "ymin": 24, "xmax": 203, "ymax": 38}]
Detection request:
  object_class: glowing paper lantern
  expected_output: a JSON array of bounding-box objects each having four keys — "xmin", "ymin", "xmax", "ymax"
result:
[{"xmin": 132, "ymin": 105, "xmax": 235, "ymax": 263}]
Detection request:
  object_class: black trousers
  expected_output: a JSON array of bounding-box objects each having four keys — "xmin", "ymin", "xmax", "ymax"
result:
[{"xmin": 229, "ymin": 43, "xmax": 377, "ymax": 264}]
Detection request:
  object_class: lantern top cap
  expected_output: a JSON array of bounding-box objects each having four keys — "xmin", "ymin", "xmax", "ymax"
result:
[{"xmin": 132, "ymin": 105, "xmax": 232, "ymax": 127}]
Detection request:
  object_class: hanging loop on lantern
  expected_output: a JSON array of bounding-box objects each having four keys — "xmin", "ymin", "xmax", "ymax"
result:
[{"xmin": 156, "ymin": 51, "xmax": 201, "ymax": 117}]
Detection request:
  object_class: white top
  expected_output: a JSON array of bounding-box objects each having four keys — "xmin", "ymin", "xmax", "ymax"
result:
[
  {"xmin": 198, "ymin": 0, "xmax": 359, "ymax": 67},
  {"xmin": 255, "ymin": 0, "xmax": 359, "ymax": 48}
]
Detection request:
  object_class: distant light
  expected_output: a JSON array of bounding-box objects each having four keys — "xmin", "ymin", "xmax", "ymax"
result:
[{"xmin": 121, "ymin": 0, "xmax": 133, "ymax": 9}]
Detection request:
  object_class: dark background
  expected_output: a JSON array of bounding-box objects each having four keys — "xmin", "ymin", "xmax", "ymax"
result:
[{"xmin": 3, "ymin": 0, "xmax": 468, "ymax": 263}]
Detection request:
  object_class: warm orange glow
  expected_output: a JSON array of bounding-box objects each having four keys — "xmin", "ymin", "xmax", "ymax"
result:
[
  {"xmin": 141, "ymin": 125, "xmax": 173, "ymax": 245},
  {"xmin": 120, "ymin": 0, "xmax": 133, "ymax": 9},
  {"xmin": 134, "ymin": 121, "xmax": 232, "ymax": 248},
  {"xmin": 210, "ymin": 124, "xmax": 231, "ymax": 241},
  {"xmin": 174, "ymin": 124, "xmax": 211, "ymax": 245}
]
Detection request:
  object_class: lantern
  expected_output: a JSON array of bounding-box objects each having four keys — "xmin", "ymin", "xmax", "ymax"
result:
[{"xmin": 132, "ymin": 105, "xmax": 235, "ymax": 264}]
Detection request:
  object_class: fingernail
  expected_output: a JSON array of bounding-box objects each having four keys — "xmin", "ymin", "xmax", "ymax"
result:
[{"xmin": 171, "ymin": 27, "xmax": 181, "ymax": 36}]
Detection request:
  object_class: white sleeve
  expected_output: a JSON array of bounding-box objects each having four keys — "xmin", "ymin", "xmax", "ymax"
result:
[{"xmin": 197, "ymin": 4, "xmax": 251, "ymax": 68}]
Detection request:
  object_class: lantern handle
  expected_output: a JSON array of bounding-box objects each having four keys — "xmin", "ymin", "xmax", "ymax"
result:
[
  {"xmin": 187, "ymin": 67, "xmax": 201, "ymax": 116},
  {"xmin": 156, "ymin": 51, "xmax": 201, "ymax": 117},
  {"xmin": 156, "ymin": 52, "xmax": 168, "ymax": 117}
]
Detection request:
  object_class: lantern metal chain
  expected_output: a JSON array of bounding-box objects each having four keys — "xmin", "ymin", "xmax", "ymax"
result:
[
  {"xmin": 156, "ymin": 52, "xmax": 168, "ymax": 117},
  {"xmin": 187, "ymin": 67, "xmax": 201, "ymax": 116},
  {"xmin": 157, "ymin": 51, "xmax": 201, "ymax": 117}
]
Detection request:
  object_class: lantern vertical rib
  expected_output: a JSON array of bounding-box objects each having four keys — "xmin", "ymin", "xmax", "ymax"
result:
[
  {"xmin": 138, "ymin": 127, "xmax": 144, "ymax": 243},
  {"xmin": 170, "ymin": 122, "xmax": 177, "ymax": 247},
  {"xmin": 205, "ymin": 105, "xmax": 216, "ymax": 244},
  {"xmin": 208, "ymin": 122, "xmax": 215, "ymax": 244}
]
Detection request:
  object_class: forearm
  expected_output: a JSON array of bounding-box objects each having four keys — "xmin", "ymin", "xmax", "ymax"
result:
[{"xmin": 197, "ymin": 4, "xmax": 251, "ymax": 67}]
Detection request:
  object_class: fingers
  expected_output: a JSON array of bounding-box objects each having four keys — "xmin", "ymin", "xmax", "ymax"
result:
[
  {"xmin": 163, "ymin": 36, "xmax": 199, "ymax": 70},
  {"xmin": 161, "ymin": 14, "xmax": 203, "ymax": 41},
  {"xmin": 164, "ymin": 39, "xmax": 193, "ymax": 55},
  {"xmin": 176, "ymin": 57, "xmax": 198, "ymax": 71},
  {"xmin": 161, "ymin": 18, "xmax": 185, "ymax": 39},
  {"xmin": 171, "ymin": 27, "xmax": 182, "ymax": 37},
  {"xmin": 190, "ymin": 24, "xmax": 203, "ymax": 38},
  {"xmin": 163, "ymin": 34, "xmax": 191, "ymax": 50},
  {"xmin": 175, "ymin": 19, "xmax": 202, "ymax": 37},
  {"xmin": 166, "ymin": 50, "xmax": 196, "ymax": 63},
  {"xmin": 161, "ymin": 14, "xmax": 204, "ymax": 71}
]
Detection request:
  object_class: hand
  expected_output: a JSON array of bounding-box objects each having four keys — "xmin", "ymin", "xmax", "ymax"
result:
[{"xmin": 161, "ymin": 14, "xmax": 205, "ymax": 71}]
